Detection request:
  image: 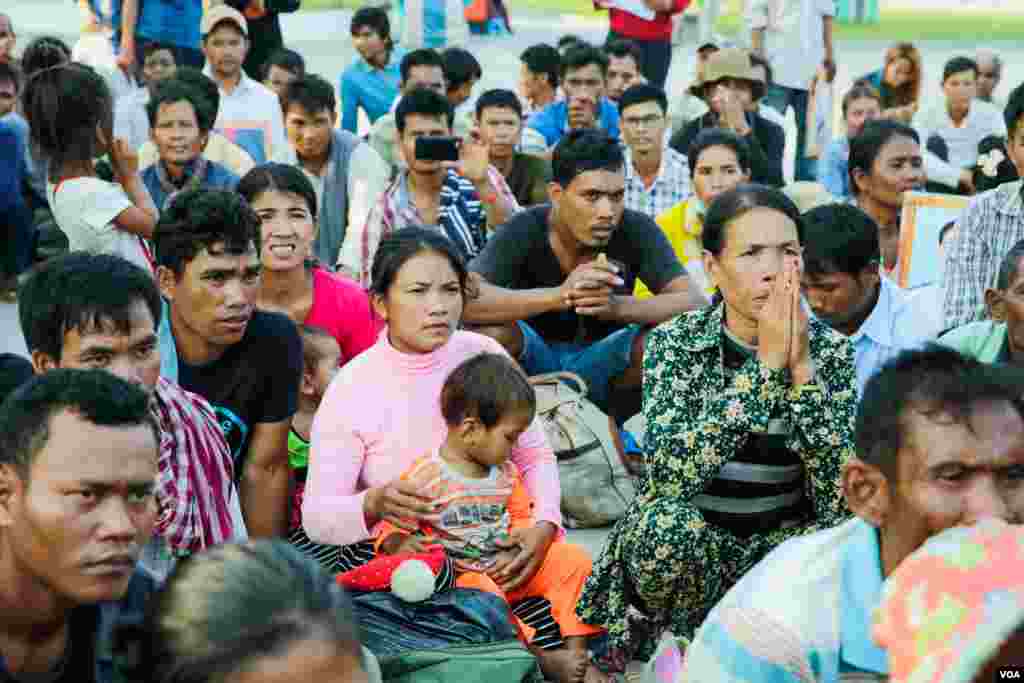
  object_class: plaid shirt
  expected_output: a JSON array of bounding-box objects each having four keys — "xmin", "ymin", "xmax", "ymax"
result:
[
  {"xmin": 943, "ymin": 180, "xmax": 1024, "ymax": 331},
  {"xmin": 623, "ymin": 146, "xmax": 692, "ymax": 220}
]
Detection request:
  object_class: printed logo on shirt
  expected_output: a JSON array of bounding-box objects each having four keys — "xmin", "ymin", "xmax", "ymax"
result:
[{"xmin": 211, "ymin": 405, "xmax": 250, "ymax": 465}]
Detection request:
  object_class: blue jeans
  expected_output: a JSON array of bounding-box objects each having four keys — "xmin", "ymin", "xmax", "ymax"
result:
[
  {"xmin": 517, "ymin": 321, "xmax": 641, "ymax": 413},
  {"xmin": 763, "ymin": 84, "xmax": 815, "ymax": 182}
]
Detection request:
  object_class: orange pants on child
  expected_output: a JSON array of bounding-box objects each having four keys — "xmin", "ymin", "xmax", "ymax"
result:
[{"xmin": 455, "ymin": 541, "xmax": 604, "ymax": 645}]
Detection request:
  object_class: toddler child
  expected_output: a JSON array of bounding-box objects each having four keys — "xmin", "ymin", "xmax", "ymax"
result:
[
  {"xmin": 22, "ymin": 62, "xmax": 157, "ymax": 274},
  {"xmin": 289, "ymin": 325, "xmax": 343, "ymax": 571},
  {"xmin": 377, "ymin": 352, "xmax": 610, "ymax": 683}
]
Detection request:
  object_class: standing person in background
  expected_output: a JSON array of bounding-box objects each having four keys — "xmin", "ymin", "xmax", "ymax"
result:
[
  {"xmin": 750, "ymin": 0, "xmax": 835, "ymax": 182},
  {"xmin": 393, "ymin": 0, "xmax": 470, "ymax": 50},
  {"xmin": 112, "ymin": 0, "xmax": 205, "ymax": 71},
  {"xmin": 213, "ymin": 0, "xmax": 301, "ymax": 81},
  {"xmin": 975, "ymin": 49, "xmax": 1004, "ymax": 109},
  {"xmin": 604, "ymin": 39, "xmax": 644, "ymax": 105},
  {"xmin": 261, "ymin": 47, "xmax": 306, "ymax": 102},
  {"xmin": 519, "ymin": 44, "xmax": 561, "ymax": 116},
  {"xmin": 200, "ymin": 5, "xmax": 288, "ymax": 165},
  {"xmin": 857, "ymin": 42, "xmax": 921, "ymax": 124},
  {"xmin": 819, "ymin": 82, "xmax": 882, "ymax": 199},
  {"xmin": 594, "ymin": 0, "xmax": 690, "ymax": 90},
  {"xmin": 918, "ymin": 56, "xmax": 1005, "ymax": 195},
  {"xmin": 341, "ymin": 7, "xmax": 404, "ymax": 134}
]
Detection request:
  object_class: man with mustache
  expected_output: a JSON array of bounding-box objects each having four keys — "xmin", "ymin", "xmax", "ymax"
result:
[
  {"xmin": 0, "ymin": 369, "xmax": 161, "ymax": 683},
  {"xmin": 526, "ymin": 44, "xmax": 622, "ymax": 154}
]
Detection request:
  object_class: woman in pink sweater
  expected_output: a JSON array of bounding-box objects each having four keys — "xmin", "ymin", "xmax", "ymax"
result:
[{"xmin": 303, "ymin": 227, "xmax": 564, "ymax": 616}]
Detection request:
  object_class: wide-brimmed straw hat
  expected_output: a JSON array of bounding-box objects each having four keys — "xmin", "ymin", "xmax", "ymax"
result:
[{"xmin": 688, "ymin": 47, "xmax": 765, "ymax": 101}]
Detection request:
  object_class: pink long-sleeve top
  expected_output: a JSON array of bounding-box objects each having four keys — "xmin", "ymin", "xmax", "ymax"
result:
[{"xmin": 303, "ymin": 329, "xmax": 563, "ymax": 547}]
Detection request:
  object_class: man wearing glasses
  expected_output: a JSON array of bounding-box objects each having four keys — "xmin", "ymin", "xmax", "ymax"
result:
[{"xmin": 618, "ymin": 83, "xmax": 690, "ymax": 219}]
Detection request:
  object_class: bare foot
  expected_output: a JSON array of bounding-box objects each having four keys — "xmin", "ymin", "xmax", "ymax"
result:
[{"xmin": 536, "ymin": 648, "xmax": 588, "ymax": 683}]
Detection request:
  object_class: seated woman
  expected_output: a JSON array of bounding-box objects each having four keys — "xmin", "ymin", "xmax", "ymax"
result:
[
  {"xmin": 141, "ymin": 78, "xmax": 239, "ymax": 212},
  {"xmin": 240, "ymin": 163, "xmax": 382, "ymax": 365},
  {"xmin": 117, "ymin": 540, "xmax": 381, "ymax": 682},
  {"xmin": 857, "ymin": 42, "xmax": 922, "ymax": 124},
  {"xmin": 636, "ymin": 129, "xmax": 752, "ymax": 299},
  {"xmin": 849, "ymin": 119, "xmax": 926, "ymax": 281},
  {"xmin": 302, "ymin": 227, "xmax": 568, "ymax": 650},
  {"xmin": 576, "ymin": 184, "xmax": 857, "ymax": 667},
  {"xmin": 819, "ymin": 83, "xmax": 882, "ymax": 199}
]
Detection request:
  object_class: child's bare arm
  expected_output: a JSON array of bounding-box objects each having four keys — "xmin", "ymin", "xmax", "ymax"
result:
[{"xmin": 110, "ymin": 138, "xmax": 158, "ymax": 238}]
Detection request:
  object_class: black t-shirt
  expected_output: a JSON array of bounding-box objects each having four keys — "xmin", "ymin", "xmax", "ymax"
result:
[
  {"xmin": 470, "ymin": 205, "xmax": 685, "ymax": 344},
  {"xmin": 178, "ymin": 310, "xmax": 303, "ymax": 469},
  {"xmin": 0, "ymin": 606, "xmax": 97, "ymax": 683}
]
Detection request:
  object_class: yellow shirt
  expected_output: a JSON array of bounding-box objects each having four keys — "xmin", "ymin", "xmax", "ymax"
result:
[{"xmin": 635, "ymin": 198, "xmax": 713, "ymax": 299}]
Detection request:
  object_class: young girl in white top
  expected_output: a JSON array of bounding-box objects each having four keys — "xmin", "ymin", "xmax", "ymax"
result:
[{"xmin": 22, "ymin": 62, "xmax": 157, "ymax": 273}]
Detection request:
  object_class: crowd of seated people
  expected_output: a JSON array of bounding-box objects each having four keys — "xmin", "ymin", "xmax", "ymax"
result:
[{"xmin": 4, "ymin": 4, "xmax": 1024, "ymax": 682}]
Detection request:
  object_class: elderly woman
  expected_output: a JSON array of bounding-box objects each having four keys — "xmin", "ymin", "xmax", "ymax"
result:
[
  {"xmin": 576, "ymin": 184, "xmax": 857, "ymax": 667},
  {"xmin": 849, "ymin": 119, "xmax": 925, "ymax": 280}
]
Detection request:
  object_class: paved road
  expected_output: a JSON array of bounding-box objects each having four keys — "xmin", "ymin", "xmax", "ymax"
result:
[{"xmin": 2, "ymin": 0, "xmax": 1021, "ymax": 357}]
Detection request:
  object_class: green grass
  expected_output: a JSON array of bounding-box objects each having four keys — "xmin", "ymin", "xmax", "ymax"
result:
[{"xmin": 302, "ymin": 0, "xmax": 1024, "ymax": 41}]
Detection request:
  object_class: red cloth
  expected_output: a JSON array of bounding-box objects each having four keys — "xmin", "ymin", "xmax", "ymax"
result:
[
  {"xmin": 337, "ymin": 546, "xmax": 446, "ymax": 592},
  {"xmin": 305, "ymin": 267, "xmax": 384, "ymax": 365},
  {"xmin": 608, "ymin": 0, "xmax": 690, "ymax": 41}
]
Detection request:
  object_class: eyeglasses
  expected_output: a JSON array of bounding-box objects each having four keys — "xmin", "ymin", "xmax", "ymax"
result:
[{"xmin": 622, "ymin": 113, "xmax": 663, "ymax": 129}]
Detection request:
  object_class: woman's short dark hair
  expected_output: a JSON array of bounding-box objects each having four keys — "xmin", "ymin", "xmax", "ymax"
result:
[
  {"xmin": 848, "ymin": 119, "xmax": 920, "ymax": 196},
  {"xmin": 350, "ymin": 6, "xmax": 391, "ymax": 41},
  {"xmin": 395, "ymin": 88, "xmax": 454, "ymax": 134},
  {"xmin": 260, "ymin": 48, "xmax": 306, "ymax": 82},
  {"xmin": 21, "ymin": 63, "xmax": 111, "ymax": 178},
  {"xmin": 370, "ymin": 227, "xmax": 470, "ymax": 300},
  {"xmin": 118, "ymin": 540, "xmax": 365, "ymax": 683},
  {"xmin": 154, "ymin": 189, "xmax": 260, "ymax": 277},
  {"xmin": 281, "ymin": 73, "xmax": 336, "ymax": 118},
  {"xmin": 560, "ymin": 44, "xmax": 608, "ymax": 80},
  {"xmin": 440, "ymin": 353, "xmax": 536, "ymax": 429},
  {"xmin": 520, "ymin": 44, "xmax": 560, "ymax": 89},
  {"xmin": 702, "ymin": 183, "xmax": 804, "ymax": 257},
  {"xmin": 942, "ymin": 55, "xmax": 979, "ymax": 83},
  {"xmin": 551, "ymin": 128, "xmax": 623, "ymax": 188},
  {"xmin": 146, "ymin": 78, "xmax": 215, "ymax": 132},
  {"xmin": 475, "ymin": 88, "xmax": 523, "ymax": 121},
  {"xmin": 237, "ymin": 163, "xmax": 319, "ymax": 219},
  {"xmin": 687, "ymin": 128, "xmax": 752, "ymax": 179}
]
